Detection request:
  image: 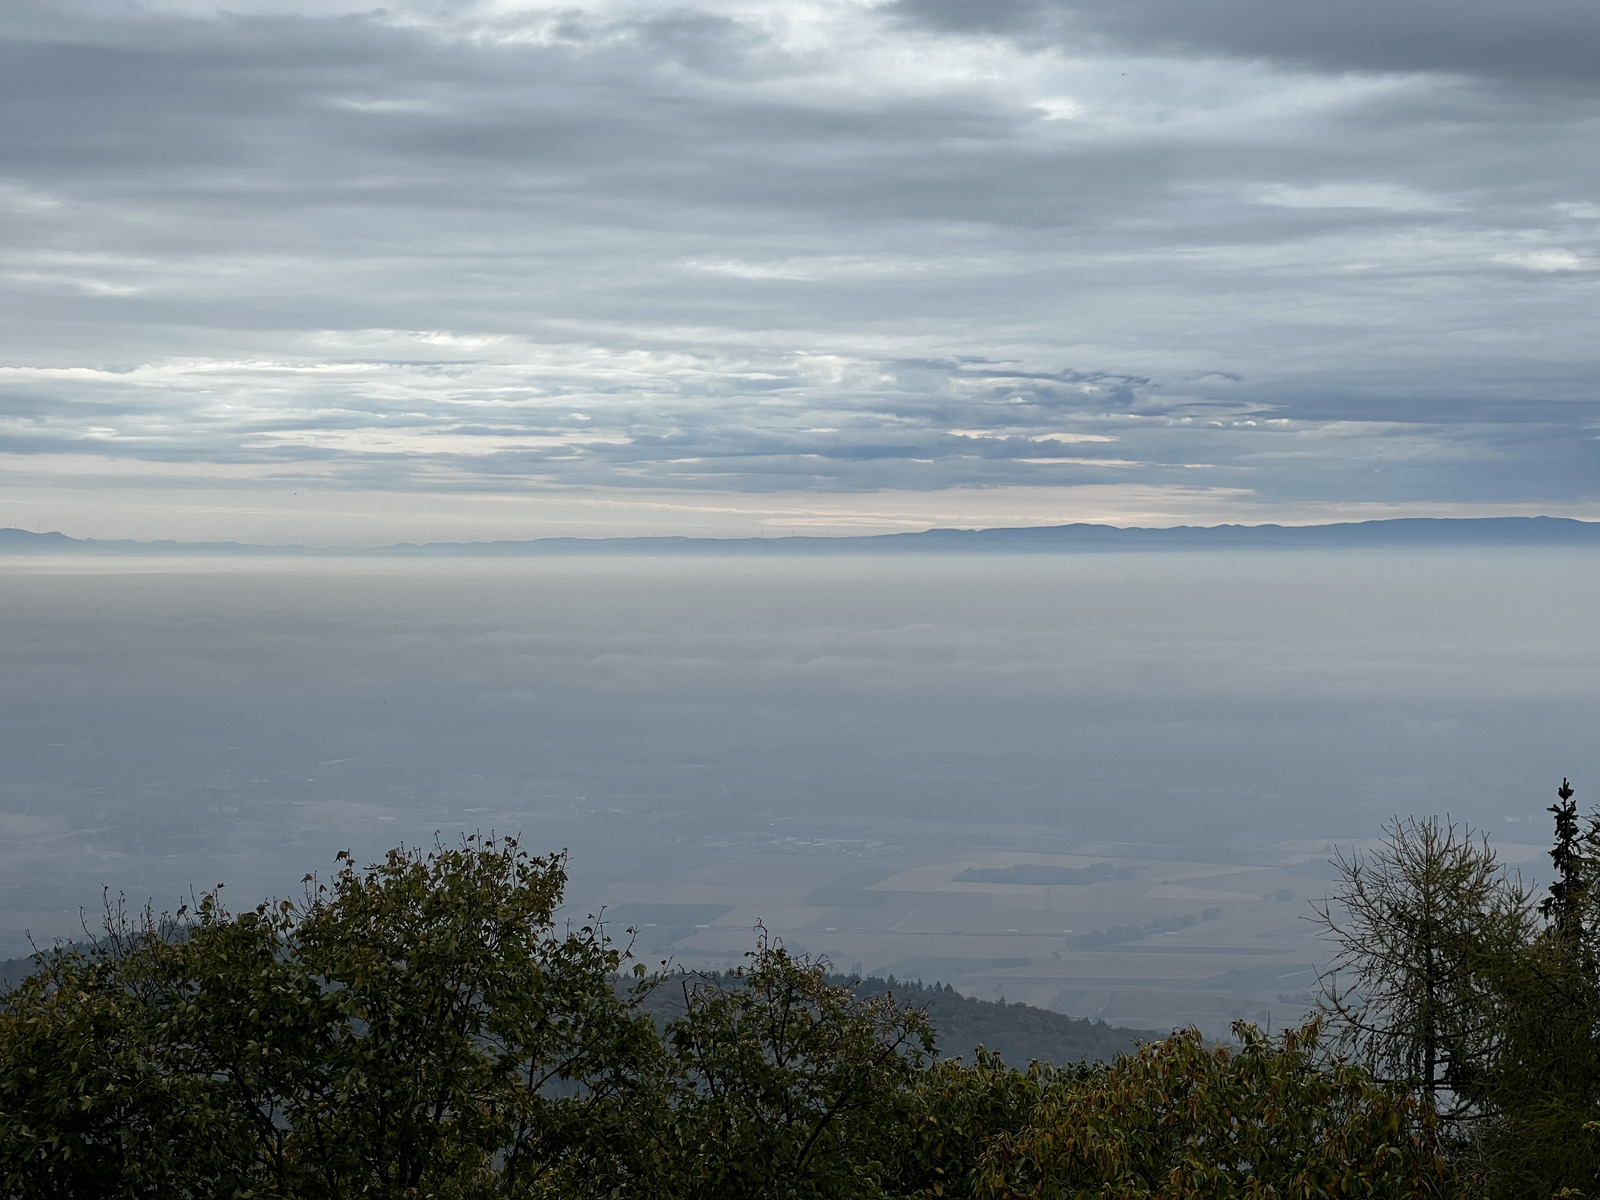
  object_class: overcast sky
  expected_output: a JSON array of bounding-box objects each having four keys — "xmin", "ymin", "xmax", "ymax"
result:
[{"xmin": 2, "ymin": 0, "xmax": 1596, "ymax": 542}]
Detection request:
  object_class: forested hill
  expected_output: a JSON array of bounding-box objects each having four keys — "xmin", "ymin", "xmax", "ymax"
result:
[
  {"xmin": 843, "ymin": 976, "xmax": 1155, "ymax": 1065},
  {"xmin": 2, "ymin": 952, "xmax": 1151, "ymax": 1066},
  {"xmin": 640, "ymin": 972, "xmax": 1155, "ymax": 1066}
]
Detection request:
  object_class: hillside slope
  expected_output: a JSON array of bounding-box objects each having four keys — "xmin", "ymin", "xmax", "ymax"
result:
[
  {"xmin": 3, "ymin": 952, "xmax": 1154, "ymax": 1067},
  {"xmin": 641, "ymin": 971, "xmax": 1156, "ymax": 1066}
]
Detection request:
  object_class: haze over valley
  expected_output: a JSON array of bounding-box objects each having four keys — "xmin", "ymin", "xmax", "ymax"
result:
[{"xmin": 4, "ymin": 546, "xmax": 1592, "ymax": 1037}]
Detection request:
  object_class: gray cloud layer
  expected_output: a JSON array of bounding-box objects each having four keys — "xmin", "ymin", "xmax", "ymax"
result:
[
  {"xmin": 893, "ymin": 0, "xmax": 1600, "ymax": 84},
  {"xmin": 1, "ymin": 0, "xmax": 1596, "ymax": 534}
]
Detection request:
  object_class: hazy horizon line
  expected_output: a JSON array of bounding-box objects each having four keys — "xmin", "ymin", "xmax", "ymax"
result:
[{"xmin": 5, "ymin": 514, "xmax": 1600, "ymax": 557}]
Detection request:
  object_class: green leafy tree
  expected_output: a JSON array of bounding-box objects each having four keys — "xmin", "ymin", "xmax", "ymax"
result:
[
  {"xmin": 891, "ymin": 1048, "xmax": 1068, "ymax": 1200},
  {"xmin": 1470, "ymin": 779, "xmax": 1600, "ymax": 1198},
  {"xmin": 971, "ymin": 1022, "xmax": 1451, "ymax": 1200},
  {"xmin": 651, "ymin": 931, "xmax": 934, "ymax": 1200},
  {"xmin": 0, "ymin": 899, "xmax": 253, "ymax": 1198},
  {"xmin": 1540, "ymin": 778, "xmax": 1594, "ymax": 940},
  {"xmin": 0, "ymin": 837, "xmax": 660, "ymax": 1200},
  {"xmin": 277, "ymin": 840, "xmax": 660, "ymax": 1198},
  {"xmin": 0, "ymin": 825, "xmax": 1526, "ymax": 1200}
]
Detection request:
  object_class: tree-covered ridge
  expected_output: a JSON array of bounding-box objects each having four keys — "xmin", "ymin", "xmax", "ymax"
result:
[
  {"xmin": 632, "ymin": 973, "xmax": 1153, "ymax": 1071},
  {"xmin": 835, "ymin": 977, "xmax": 1154, "ymax": 1068},
  {"xmin": 0, "ymin": 959, "xmax": 1153, "ymax": 1077}
]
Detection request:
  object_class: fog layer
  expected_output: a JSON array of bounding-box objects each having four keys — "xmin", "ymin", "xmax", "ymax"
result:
[{"xmin": 2, "ymin": 550, "xmax": 1594, "ymax": 958}]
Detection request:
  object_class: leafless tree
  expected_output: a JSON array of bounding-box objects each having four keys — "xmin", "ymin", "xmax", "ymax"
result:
[{"xmin": 1313, "ymin": 815, "xmax": 1533, "ymax": 1122}]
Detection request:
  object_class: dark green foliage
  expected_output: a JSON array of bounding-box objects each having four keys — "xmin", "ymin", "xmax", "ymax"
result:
[
  {"xmin": 0, "ymin": 902, "xmax": 252, "ymax": 1198},
  {"xmin": 886, "ymin": 1023, "xmax": 1450, "ymax": 1200},
  {"xmin": 1319, "ymin": 780, "xmax": 1600, "ymax": 1198},
  {"xmin": 1469, "ymin": 779, "xmax": 1600, "ymax": 1197},
  {"xmin": 1538, "ymin": 777, "xmax": 1595, "ymax": 944},
  {"xmin": 649, "ymin": 934, "xmax": 934, "ymax": 1200},
  {"xmin": 966, "ymin": 1022, "xmax": 1450, "ymax": 1200},
  {"xmin": 0, "ymin": 837, "xmax": 661, "ymax": 1199},
  {"xmin": 0, "ymin": 834, "xmax": 1484, "ymax": 1199},
  {"xmin": 893, "ymin": 1048, "xmax": 1067, "ymax": 1199},
  {"xmin": 640, "ymin": 975, "xmax": 1150, "ymax": 1070}
]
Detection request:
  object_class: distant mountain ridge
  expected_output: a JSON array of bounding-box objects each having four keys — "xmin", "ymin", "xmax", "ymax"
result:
[{"xmin": 3, "ymin": 516, "xmax": 1599, "ymax": 556}]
